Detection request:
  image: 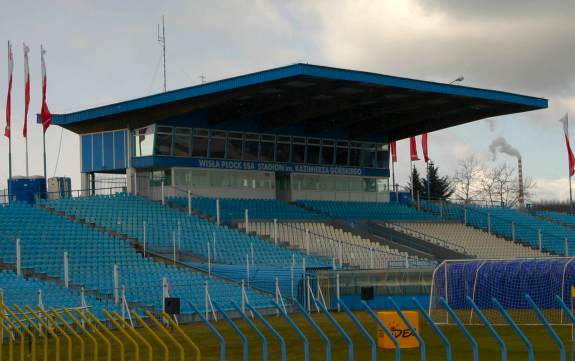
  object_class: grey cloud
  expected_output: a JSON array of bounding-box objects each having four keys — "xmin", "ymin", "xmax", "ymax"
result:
[{"xmin": 416, "ymin": 0, "xmax": 575, "ymax": 20}]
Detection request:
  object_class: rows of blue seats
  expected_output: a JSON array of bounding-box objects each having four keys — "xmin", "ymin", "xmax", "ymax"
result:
[
  {"xmin": 43, "ymin": 194, "xmax": 328, "ymax": 268},
  {"xmin": 422, "ymin": 202, "xmax": 573, "ymax": 255},
  {"xmin": 298, "ymin": 200, "xmax": 437, "ymax": 221},
  {"xmin": 538, "ymin": 211, "xmax": 575, "ymax": 227},
  {"xmin": 170, "ymin": 196, "xmax": 326, "ymax": 221},
  {"xmin": 0, "ymin": 269, "xmax": 120, "ymax": 319},
  {"xmin": 0, "ymin": 202, "xmax": 272, "ymax": 313}
]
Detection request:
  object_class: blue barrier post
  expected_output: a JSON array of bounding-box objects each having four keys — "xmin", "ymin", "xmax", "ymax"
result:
[
  {"xmin": 556, "ymin": 294, "xmax": 575, "ymax": 325},
  {"xmin": 492, "ymin": 297, "xmax": 534, "ymax": 361},
  {"xmin": 189, "ymin": 302, "xmax": 225, "ymax": 361},
  {"xmin": 388, "ymin": 296, "xmax": 426, "ymax": 361},
  {"xmin": 555, "ymin": 295, "xmax": 575, "ymax": 361},
  {"xmin": 314, "ymin": 299, "xmax": 353, "ymax": 361},
  {"xmin": 293, "ymin": 299, "xmax": 331, "ymax": 361},
  {"xmin": 412, "ymin": 297, "xmax": 452, "ymax": 361},
  {"xmin": 525, "ymin": 295, "xmax": 565, "ymax": 361},
  {"xmin": 361, "ymin": 301, "xmax": 400, "ymax": 361},
  {"xmin": 231, "ymin": 301, "xmax": 268, "ymax": 361},
  {"xmin": 246, "ymin": 302, "xmax": 287, "ymax": 361},
  {"xmin": 466, "ymin": 296, "xmax": 506, "ymax": 361},
  {"xmin": 271, "ymin": 300, "xmax": 309, "ymax": 361},
  {"xmin": 213, "ymin": 302, "xmax": 249, "ymax": 361},
  {"xmin": 337, "ymin": 298, "xmax": 376, "ymax": 361},
  {"xmin": 439, "ymin": 297, "xmax": 478, "ymax": 361}
]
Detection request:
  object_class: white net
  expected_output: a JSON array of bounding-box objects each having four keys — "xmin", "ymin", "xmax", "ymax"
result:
[{"xmin": 429, "ymin": 257, "xmax": 575, "ymax": 325}]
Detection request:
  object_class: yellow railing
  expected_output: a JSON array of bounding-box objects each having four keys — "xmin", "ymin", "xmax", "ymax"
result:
[{"xmin": 0, "ymin": 305, "xmax": 204, "ymax": 361}]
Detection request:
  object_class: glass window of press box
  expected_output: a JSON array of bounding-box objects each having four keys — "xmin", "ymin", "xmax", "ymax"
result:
[
  {"xmin": 291, "ymin": 174, "xmax": 389, "ymax": 193},
  {"xmin": 173, "ymin": 168, "xmax": 274, "ymax": 190},
  {"xmin": 133, "ymin": 126, "xmax": 389, "ymax": 169}
]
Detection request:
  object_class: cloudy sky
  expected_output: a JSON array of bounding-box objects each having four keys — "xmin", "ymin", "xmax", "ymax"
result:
[{"xmin": 0, "ymin": 0, "xmax": 573, "ymax": 200}]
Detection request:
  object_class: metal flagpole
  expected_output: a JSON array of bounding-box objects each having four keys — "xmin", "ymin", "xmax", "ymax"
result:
[
  {"xmin": 43, "ymin": 131, "xmax": 47, "ymax": 183},
  {"xmin": 427, "ymin": 161, "xmax": 431, "ymax": 202},
  {"xmin": 8, "ymin": 135, "xmax": 12, "ymax": 182},
  {"xmin": 25, "ymin": 137, "xmax": 29, "ymax": 177},
  {"xmin": 6, "ymin": 41, "xmax": 12, "ymax": 185},
  {"xmin": 410, "ymin": 159, "xmax": 413, "ymax": 200},
  {"xmin": 391, "ymin": 158, "xmax": 396, "ymax": 203},
  {"xmin": 570, "ymin": 174, "xmax": 573, "ymax": 215}
]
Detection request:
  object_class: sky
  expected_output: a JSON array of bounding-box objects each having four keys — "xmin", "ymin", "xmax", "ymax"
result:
[{"xmin": 0, "ymin": 0, "xmax": 573, "ymax": 201}]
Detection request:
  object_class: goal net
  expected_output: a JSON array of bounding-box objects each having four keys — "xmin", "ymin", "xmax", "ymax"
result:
[{"xmin": 429, "ymin": 257, "xmax": 575, "ymax": 325}]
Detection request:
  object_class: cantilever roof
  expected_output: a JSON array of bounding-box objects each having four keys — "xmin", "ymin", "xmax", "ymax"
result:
[{"xmin": 51, "ymin": 63, "xmax": 548, "ymax": 141}]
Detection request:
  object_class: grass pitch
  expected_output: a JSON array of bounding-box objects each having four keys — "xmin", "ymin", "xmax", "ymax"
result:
[{"xmin": 1, "ymin": 310, "xmax": 572, "ymax": 360}]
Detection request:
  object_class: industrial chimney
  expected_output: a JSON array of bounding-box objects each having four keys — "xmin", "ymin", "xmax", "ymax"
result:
[{"xmin": 517, "ymin": 157, "xmax": 524, "ymax": 208}]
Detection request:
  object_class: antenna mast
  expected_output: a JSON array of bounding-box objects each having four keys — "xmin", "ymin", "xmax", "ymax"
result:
[{"xmin": 157, "ymin": 15, "xmax": 166, "ymax": 92}]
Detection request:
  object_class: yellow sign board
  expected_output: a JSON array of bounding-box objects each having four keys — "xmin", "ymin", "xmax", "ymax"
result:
[
  {"xmin": 571, "ymin": 286, "xmax": 575, "ymax": 298},
  {"xmin": 377, "ymin": 311, "xmax": 420, "ymax": 349}
]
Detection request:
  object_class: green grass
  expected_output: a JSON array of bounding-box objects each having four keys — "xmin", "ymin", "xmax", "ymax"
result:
[{"xmin": 2, "ymin": 310, "xmax": 573, "ymax": 360}]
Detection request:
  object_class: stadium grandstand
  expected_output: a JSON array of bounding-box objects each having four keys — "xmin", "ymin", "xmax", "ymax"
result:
[{"xmin": 7, "ymin": 63, "xmax": 575, "ymax": 360}]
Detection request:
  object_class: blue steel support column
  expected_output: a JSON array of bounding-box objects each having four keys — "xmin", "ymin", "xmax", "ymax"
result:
[
  {"xmin": 314, "ymin": 299, "xmax": 353, "ymax": 361},
  {"xmin": 361, "ymin": 301, "xmax": 401, "ymax": 361},
  {"xmin": 189, "ymin": 302, "xmax": 225, "ymax": 361},
  {"xmin": 271, "ymin": 300, "xmax": 309, "ymax": 361},
  {"xmin": 246, "ymin": 302, "xmax": 287, "ymax": 361},
  {"xmin": 231, "ymin": 301, "xmax": 268, "ymax": 361},
  {"xmin": 439, "ymin": 297, "xmax": 478, "ymax": 361},
  {"xmin": 337, "ymin": 299, "xmax": 376, "ymax": 361},
  {"xmin": 388, "ymin": 297, "xmax": 426, "ymax": 361},
  {"xmin": 555, "ymin": 295, "xmax": 575, "ymax": 361},
  {"xmin": 293, "ymin": 299, "xmax": 331, "ymax": 361},
  {"xmin": 213, "ymin": 302, "xmax": 249, "ymax": 361},
  {"xmin": 492, "ymin": 298, "xmax": 534, "ymax": 361},
  {"xmin": 412, "ymin": 297, "xmax": 451, "ymax": 361},
  {"xmin": 466, "ymin": 296, "xmax": 506, "ymax": 361},
  {"xmin": 525, "ymin": 295, "xmax": 565, "ymax": 361}
]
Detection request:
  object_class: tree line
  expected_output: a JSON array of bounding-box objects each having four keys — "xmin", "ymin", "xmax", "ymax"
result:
[{"xmin": 405, "ymin": 155, "xmax": 536, "ymax": 207}]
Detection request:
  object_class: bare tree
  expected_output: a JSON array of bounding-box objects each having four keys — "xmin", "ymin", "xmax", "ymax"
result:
[
  {"xmin": 451, "ymin": 158, "xmax": 537, "ymax": 208},
  {"xmin": 476, "ymin": 162, "xmax": 537, "ymax": 207},
  {"xmin": 452, "ymin": 156, "xmax": 482, "ymax": 204}
]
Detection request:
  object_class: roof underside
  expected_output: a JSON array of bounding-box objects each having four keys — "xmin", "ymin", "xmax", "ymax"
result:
[{"xmin": 53, "ymin": 64, "xmax": 547, "ymax": 141}]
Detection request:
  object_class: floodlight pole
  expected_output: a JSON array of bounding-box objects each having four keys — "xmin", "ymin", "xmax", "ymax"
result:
[{"xmin": 157, "ymin": 16, "xmax": 167, "ymax": 92}]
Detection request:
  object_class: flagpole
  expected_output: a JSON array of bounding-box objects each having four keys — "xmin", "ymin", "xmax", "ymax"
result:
[
  {"xmin": 427, "ymin": 160, "xmax": 431, "ymax": 202},
  {"xmin": 410, "ymin": 159, "xmax": 413, "ymax": 200},
  {"xmin": 43, "ymin": 130, "xmax": 47, "ymax": 183},
  {"xmin": 25, "ymin": 138, "xmax": 29, "ymax": 177},
  {"xmin": 391, "ymin": 158, "xmax": 396, "ymax": 203},
  {"xmin": 8, "ymin": 137, "xmax": 12, "ymax": 181},
  {"xmin": 569, "ymin": 175, "xmax": 573, "ymax": 214}
]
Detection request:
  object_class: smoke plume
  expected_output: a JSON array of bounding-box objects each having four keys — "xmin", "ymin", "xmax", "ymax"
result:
[{"xmin": 489, "ymin": 137, "xmax": 521, "ymax": 160}]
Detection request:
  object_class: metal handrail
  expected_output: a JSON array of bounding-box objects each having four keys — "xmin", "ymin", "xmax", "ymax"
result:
[
  {"xmin": 271, "ymin": 221, "xmax": 429, "ymax": 264},
  {"xmin": 383, "ymin": 221, "xmax": 468, "ymax": 254},
  {"xmin": 422, "ymin": 200, "xmax": 569, "ymax": 247}
]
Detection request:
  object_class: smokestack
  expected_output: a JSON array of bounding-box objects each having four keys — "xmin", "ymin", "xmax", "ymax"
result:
[{"xmin": 517, "ymin": 157, "xmax": 524, "ymax": 208}]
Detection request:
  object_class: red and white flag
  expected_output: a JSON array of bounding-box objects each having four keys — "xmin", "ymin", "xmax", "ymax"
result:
[
  {"xmin": 40, "ymin": 45, "xmax": 52, "ymax": 133},
  {"xmin": 409, "ymin": 136, "xmax": 419, "ymax": 161},
  {"xmin": 390, "ymin": 141, "xmax": 397, "ymax": 163},
  {"xmin": 23, "ymin": 43, "xmax": 30, "ymax": 138},
  {"xmin": 559, "ymin": 113, "xmax": 575, "ymax": 177},
  {"xmin": 5, "ymin": 41, "xmax": 13, "ymax": 138},
  {"xmin": 421, "ymin": 133, "xmax": 430, "ymax": 163}
]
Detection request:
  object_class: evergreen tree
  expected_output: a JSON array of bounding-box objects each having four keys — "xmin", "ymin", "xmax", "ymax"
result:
[
  {"xmin": 408, "ymin": 166, "xmax": 424, "ymax": 196},
  {"xmin": 421, "ymin": 161, "xmax": 454, "ymax": 200}
]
